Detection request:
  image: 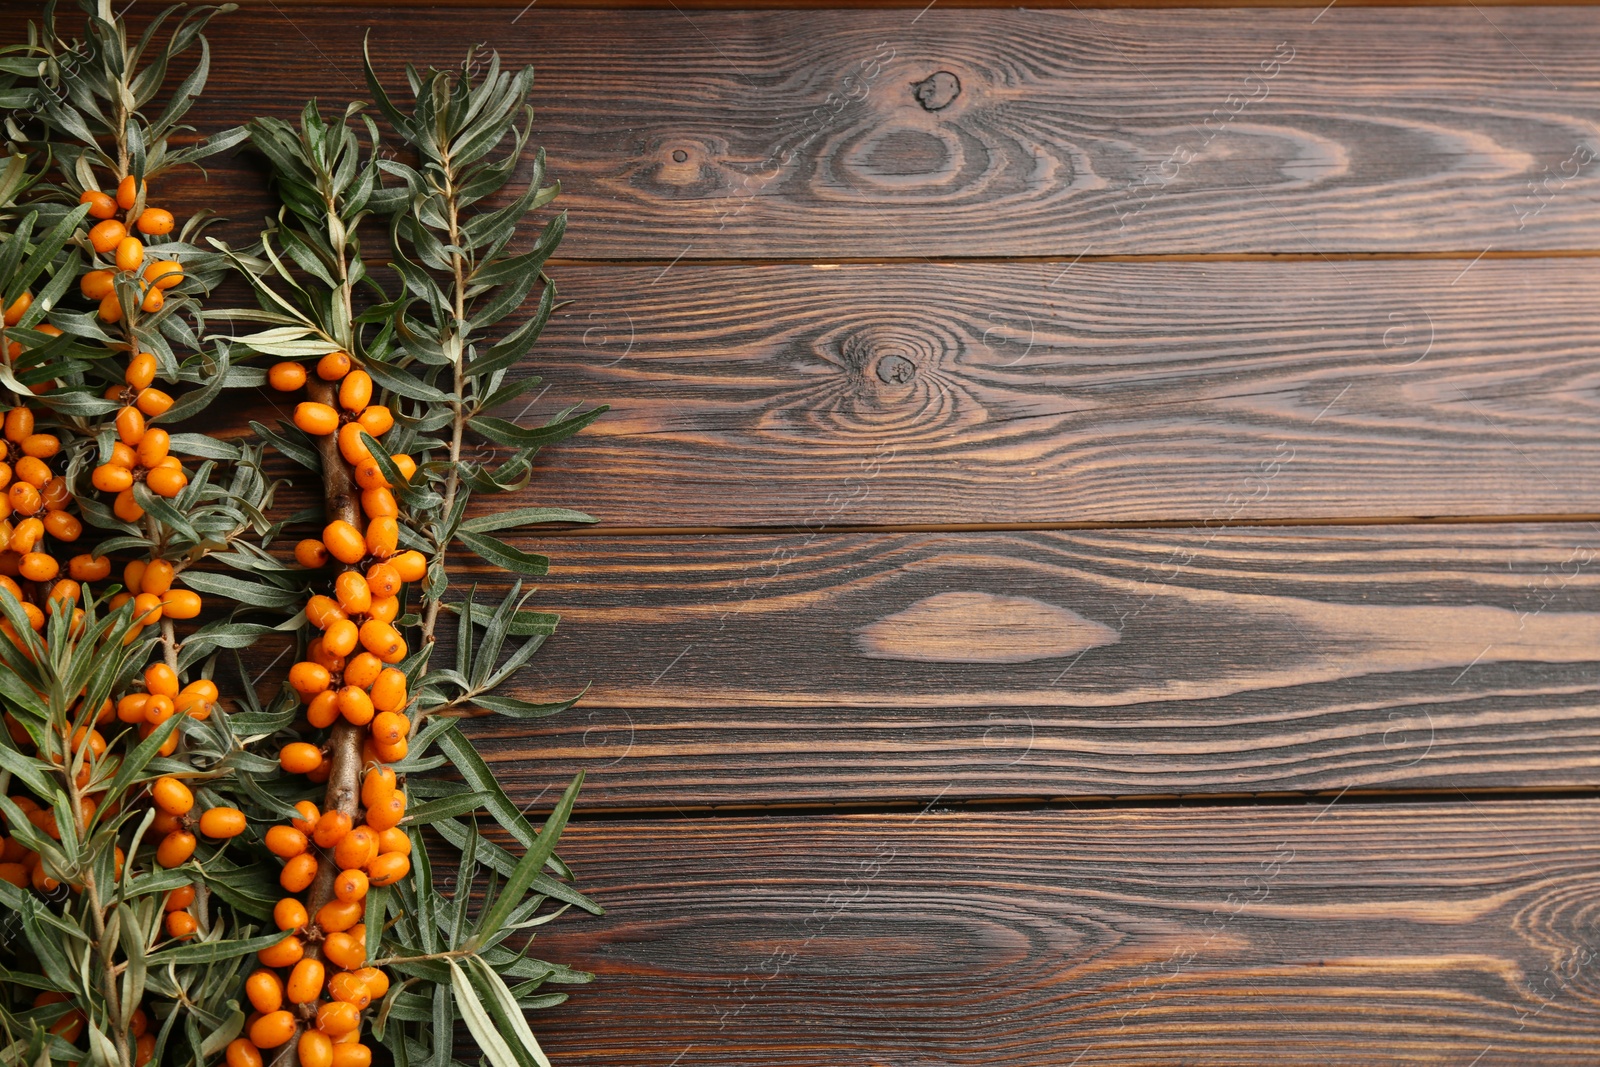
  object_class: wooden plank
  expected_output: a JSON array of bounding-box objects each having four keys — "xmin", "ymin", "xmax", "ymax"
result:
[
  {"xmin": 462, "ymin": 522, "xmax": 1600, "ymax": 808},
  {"xmin": 534, "ymin": 801, "xmax": 1600, "ymax": 1064},
  {"xmin": 141, "ymin": 5, "xmax": 1600, "ymax": 256},
  {"xmin": 522, "ymin": 258, "xmax": 1598, "ymax": 526}
]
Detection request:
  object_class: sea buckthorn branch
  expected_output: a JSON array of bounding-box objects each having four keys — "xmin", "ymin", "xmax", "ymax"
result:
[
  {"xmin": 207, "ymin": 49, "xmax": 605, "ymax": 1067},
  {"xmin": 0, "ymin": 4, "xmax": 315, "ymax": 1065}
]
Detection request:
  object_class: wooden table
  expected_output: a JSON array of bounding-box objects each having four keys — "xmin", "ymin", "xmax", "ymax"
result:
[{"xmin": 51, "ymin": 0, "xmax": 1600, "ymax": 1061}]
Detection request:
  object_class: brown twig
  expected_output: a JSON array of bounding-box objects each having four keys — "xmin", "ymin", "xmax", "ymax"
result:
[{"xmin": 273, "ymin": 377, "xmax": 367, "ymax": 1064}]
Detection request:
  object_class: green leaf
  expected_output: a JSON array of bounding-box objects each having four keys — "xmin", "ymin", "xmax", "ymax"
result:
[
  {"xmin": 145, "ymin": 928, "xmax": 285, "ymax": 966},
  {"xmin": 456, "ymin": 532, "xmax": 547, "ymax": 577},
  {"xmin": 459, "ymin": 507, "xmax": 596, "ymax": 533},
  {"xmin": 470, "ymin": 772, "xmax": 582, "ymax": 947}
]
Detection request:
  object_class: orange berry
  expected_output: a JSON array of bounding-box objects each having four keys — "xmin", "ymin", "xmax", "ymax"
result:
[
  {"xmin": 337, "ymin": 422, "xmax": 372, "ymax": 465},
  {"xmin": 334, "ymin": 570, "xmax": 372, "ymax": 614},
  {"xmin": 164, "ymin": 884, "xmax": 195, "ymax": 911},
  {"xmin": 368, "ymin": 852, "xmax": 410, "ymax": 886},
  {"xmin": 287, "ymin": 956, "xmax": 326, "ymax": 1004},
  {"xmin": 144, "ymin": 260, "xmax": 183, "ymax": 289},
  {"xmin": 292, "ymin": 799, "xmax": 319, "ymax": 834},
  {"xmin": 114, "ymin": 235, "xmax": 144, "ymax": 272},
  {"xmin": 356, "ymin": 404, "xmax": 394, "ymax": 437},
  {"xmin": 333, "ymin": 825, "xmax": 377, "ymax": 870},
  {"xmin": 136, "ymin": 427, "xmax": 170, "ymax": 467},
  {"xmin": 334, "ymin": 867, "xmax": 368, "ymax": 902},
  {"xmin": 115, "ymin": 404, "xmax": 146, "ymax": 446},
  {"xmin": 135, "ymin": 207, "xmax": 174, "ymax": 235},
  {"xmin": 274, "ymin": 896, "xmax": 309, "ymax": 931},
  {"xmin": 295, "ymin": 538, "xmax": 329, "ymax": 567},
  {"xmin": 113, "ymin": 488, "xmax": 144, "ymax": 523},
  {"xmin": 155, "ymin": 830, "xmax": 195, "ymax": 867},
  {"xmin": 151, "ymin": 775, "xmax": 193, "ymax": 815},
  {"xmin": 79, "ymin": 189, "xmax": 117, "ymax": 219},
  {"xmin": 43, "ymin": 510, "xmax": 82, "ymax": 541},
  {"xmin": 139, "ymin": 559, "xmax": 174, "ymax": 596},
  {"xmin": 327, "ymin": 971, "xmax": 372, "ymax": 1010},
  {"xmin": 135, "ymin": 387, "xmax": 174, "ymax": 417},
  {"xmin": 226, "ymin": 1038, "xmax": 263, "ymax": 1067},
  {"xmin": 280, "ymin": 742, "xmax": 324, "ymax": 775},
  {"xmin": 0, "ymin": 861, "xmax": 29, "ymax": 887},
  {"xmin": 248, "ymin": 1009, "xmax": 297, "ymax": 1049},
  {"xmin": 316, "ymin": 897, "xmax": 363, "ymax": 933},
  {"xmin": 3, "ymin": 407, "xmax": 32, "ymax": 442},
  {"xmin": 364, "ymin": 563, "xmax": 401, "ymax": 599},
  {"xmin": 98, "ymin": 289, "xmax": 124, "ymax": 323},
  {"xmin": 12, "ymin": 456, "xmax": 46, "ymax": 488},
  {"xmin": 0, "ymin": 291, "xmax": 29, "ymax": 326},
  {"xmin": 336, "ymin": 685, "xmax": 374, "ymax": 726},
  {"xmin": 322, "ymin": 618, "xmax": 359, "ymax": 658},
  {"xmin": 316, "ymin": 350, "xmax": 352, "ymax": 380},
  {"xmin": 360, "ymin": 486, "xmax": 398, "ymax": 519},
  {"xmin": 365, "ymin": 791, "xmax": 406, "ymax": 832},
  {"xmin": 142, "ymin": 694, "xmax": 175, "ymax": 726},
  {"xmin": 125, "ymin": 352, "xmax": 157, "ymax": 389},
  {"xmin": 265, "ymin": 824, "xmax": 309, "ymax": 859},
  {"xmin": 145, "ymin": 465, "xmax": 187, "ymax": 498},
  {"xmin": 269, "ymin": 362, "xmax": 307, "ymax": 391},
  {"xmin": 160, "ymin": 588, "xmax": 201, "ymax": 619},
  {"xmin": 116, "ymin": 693, "xmax": 148, "ymax": 723},
  {"xmin": 323, "ymin": 931, "xmax": 365, "ymax": 970},
  {"xmin": 365, "ymin": 517, "xmax": 399, "ymax": 560},
  {"xmin": 357, "ymin": 620, "xmax": 404, "ymax": 664},
  {"xmin": 139, "ymin": 286, "xmax": 164, "ymax": 314},
  {"xmin": 316, "ymin": 1000, "xmax": 361, "ymax": 1038},
  {"xmin": 344, "ymin": 652, "xmax": 382, "ymax": 690},
  {"xmin": 361, "ymin": 766, "xmax": 396, "ymax": 810},
  {"xmin": 18, "ymin": 552, "xmax": 57, "ymax": 582},
  {"xmin": 115, "ymin": 176, "xmax": 143, "ymax": 210},
  {"xmin": 144, "ymin": 661, "xmax": 179, "ymax": 696},
  {"xmin": 314, "ymin": 809, "xmax": 353, "ymax": 849},
  {"xmin": 391, "ymin": 549, "xmax": 427, "ymax": 583},
  {"xmin": 307, "ymin": 689, "xmax": 340, "ymax": 729},
  {"xmin": 323, "ymin": 520, "xmax": 367, "ymax": 565},
  {"xmin": 370, "ymin": 668, "xmax": 408, "ymax": 714},
  {"xmin": 372, "ymin": 711, "xmax": 409, "ymax": 747},
  {"xmin": 289, "ymin": 660, "xmax": 331, "ymax": 699},
  {"xmin": 88, "ymin": 218, "xmax": 126, "ymax": 253},
  {"xmin": 353, "ymin": 457, "xmax": 387, "ymax": 490},
  {"xmin": 306, "ymin": 594, "xmax": 346, "ymax": 630},
  {"xmin": 377, "ymin": 828, "xmax": 411, "ymax": 857},
  {"xmin": 339, "ymin": 370, "xmax": 373, "ymax": 412},
  {"xmin": 245, "ymin": 969, "xmax": 284, "ymax": 1013},
  {"xmin": 293, "ymin": 402, "xmax": 339, "ymax": 436},
  {"xmin": 164, "ymin": 910, "xmax": 197, "ymax": 939},
  {"xmin": 373, "ymin": 737, "xmax": 409, "ymax": 764},
  {"xmin": 80, "ymin": 269, "xmax": 115, "ymax": 300},
  {"xmin": 199, "ymin": 806, "xmax": 246, "ymax": 838},
  {"xmin": 7, "ymin": 482, "xmax": 39, "ymax": 516},
  {"xmin": 298, "ymin": 1030, "xmax": 334, "ymax": 1067},
  {"xmin": 280, "ymin": 852, "xmax": 318, "ymax": 892},
  {"xmin": 308, "ymin": 636, "xmax": 345, "ymax": 672}
]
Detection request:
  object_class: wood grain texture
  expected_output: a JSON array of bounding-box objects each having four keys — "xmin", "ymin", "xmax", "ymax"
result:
[
  {"xmin": 457, "ymin": 522, "xmax": 1600, "ymax": 808},
  {"xmin": 137, "ymin": 5, "xmax": 1600, "ymax": 256},
  {"xmin": 534, "ymin": 801, "xmax": 1600, "ymax": 1064},
  {"xmin": 519, "ymin": 258, "xmax": 1600, "ymax": 526}
]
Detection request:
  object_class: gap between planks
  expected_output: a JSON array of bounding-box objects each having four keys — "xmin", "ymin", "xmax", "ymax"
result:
[
  {"xmin": 535, "ymin": 512, "xmax": 1600, "ymax": 538},
  {"xmin": 546, "ymin": 249, "xmax": 1600, "ymax": 268},
  {"xmin": 544, "ymin": 784, "xmax": 1600, "ymax": 822}
]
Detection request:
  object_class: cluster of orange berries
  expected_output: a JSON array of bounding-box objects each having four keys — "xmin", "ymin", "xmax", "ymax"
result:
[
  {"xmin": 90, "ymin": 373, "xmax": 189, "ymax": 520},
  {"xmin": 218, "ymin": 351, "xmax": 421, "ymax": 1065},
  {"xmin": 78, "ymin": 176, "xmax": 184, "ymax": 322},
  {"xmin": 0, "ymin": 405, "xmax": 82, "ymax": 591},
  {"xmin": 233, "ymin": 783, "xmax": 408, "ymax": 1065}
]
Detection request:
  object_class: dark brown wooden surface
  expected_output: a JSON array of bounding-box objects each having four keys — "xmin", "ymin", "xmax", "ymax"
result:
[
  {"xmin": 10, "ymin": 0, "xmax": 1597, "ymax": 1059},
  {"xmin": 468, "ymin": 522, "xmax": 1600, "ymax": 808},
  {"xmin": 521, "ymin": 259, "xmax": 1600, "ymax": 527},
  {"xmin": 164, "ymin": 6, "xmax": 1600, "ymax": 257},
  {"xmin": 535, "ymin": 801, "xmax": 1600, "ymax": 1064}
]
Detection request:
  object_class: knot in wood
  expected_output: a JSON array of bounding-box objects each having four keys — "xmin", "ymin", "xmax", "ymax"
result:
[{"xmin": 912, "ymin": 71, "xmax": 961, "ymax": 111}]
